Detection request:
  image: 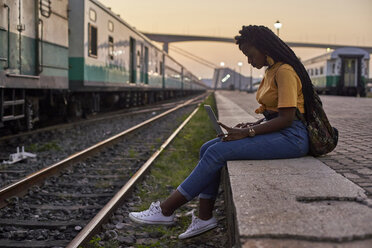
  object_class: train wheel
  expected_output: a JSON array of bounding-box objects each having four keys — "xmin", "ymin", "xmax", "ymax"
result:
[
  {"xmin": 348, "ymin": 88, "xmax": 357, "ymax": 96},
  {"xmin": 9, "ymin": 120, "xmax": 22, "ymax": 134},
  {"xmin": 25, "ymin": 100, "xmax": 34, "ymax": 130},
  {"xmin": 69, "ymin": 99, "xmax": 83, "ymax": 118},
  {"xmin": 358, "ymin": 87, "xmax": 366, "ymax": 97}
]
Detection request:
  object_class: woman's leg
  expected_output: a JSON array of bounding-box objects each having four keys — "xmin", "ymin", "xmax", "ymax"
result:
[
  {"xmin": 160, "ymin": 190, "xmax": 188, "ymax": 216},
  {"xmin": 199, "ymin": 137, "xmax": 220, "ymax": 159},
  {"xmin": 160, "ymin": 138, "xmax": 221, "ymax": 216},
  {"xmin": 178, "ymin": 120, "xmax": 309, "ymax": 202},
  {"xmin": 198, "ymin": 198, "xmax": 216, "ymax": 220}
]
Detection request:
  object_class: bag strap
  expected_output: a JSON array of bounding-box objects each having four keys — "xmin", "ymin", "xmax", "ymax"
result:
[{"xmin": 273, "ymin": 63, "xmax": 307, "ymax": 125}]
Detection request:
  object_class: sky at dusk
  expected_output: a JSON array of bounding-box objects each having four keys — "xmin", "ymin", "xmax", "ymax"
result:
[{"xmin": 100, "ymin": 0, "xmax": 372, "ymax": 79}]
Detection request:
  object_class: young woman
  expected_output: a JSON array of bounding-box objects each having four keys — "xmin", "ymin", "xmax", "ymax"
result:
[{"xmin": 129, "ymin": 25, "xmax": 315, "ymax": 239}]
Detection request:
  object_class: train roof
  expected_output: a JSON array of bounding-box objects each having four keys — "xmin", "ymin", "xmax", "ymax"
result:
[{"xmin": 302, "ymin": 47, "xmax": 370, "ymax": 65}]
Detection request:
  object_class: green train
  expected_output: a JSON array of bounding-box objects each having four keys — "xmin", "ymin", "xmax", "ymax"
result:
[
  {"xmin": 0, "ymin": 0, "xmax": 206, "ymax": 131},
  {"xmin": 303, "ymin": 47, "xmax": 369, "ymax": 96}
]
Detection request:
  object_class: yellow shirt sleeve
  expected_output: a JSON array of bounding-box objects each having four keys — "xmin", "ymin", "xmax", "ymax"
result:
[{"xmin": 276, "ymin": 67, "xmax": 299, "ymax": 109}]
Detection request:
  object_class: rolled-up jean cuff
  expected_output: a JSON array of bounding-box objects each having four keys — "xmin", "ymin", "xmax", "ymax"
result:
[
  {"xmin": 177, "ymin": 185, "xmax": 193, "ymax": 201},
  {"xmin": 199, "ymin": 193, "xmax": 216, "ymax": 199}
]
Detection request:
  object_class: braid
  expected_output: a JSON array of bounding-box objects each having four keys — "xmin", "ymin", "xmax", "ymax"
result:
[{"xmin": 235, "ymin": 25, "xmax": 317, "ymax": 121}]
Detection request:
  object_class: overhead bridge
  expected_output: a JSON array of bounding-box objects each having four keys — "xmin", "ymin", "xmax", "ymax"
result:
[{"xmin": 142, "ymin": 32, "xmax": 372, "ymax": 54}]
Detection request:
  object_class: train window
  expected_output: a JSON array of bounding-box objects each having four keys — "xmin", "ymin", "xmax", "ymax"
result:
[
  {"xmin": 315, "ymin": 68, "xmax": 318, "ymax": 75},
  {"xmin": 332, "ymin": 64, "xmax": 335, "ymax": 74},
  {"xmin": 159, "ymin": 62, "xmax": 163, "ymax": 75},
  {"xmin": 108, "ymin": 21, "xmax": 114, "ymax": 32},
  {"xmin": 88, "ymin": 24, "xmax": 98, "ymax": 58},
  {"xmin": 155, "ymin": 51, "xmax": 158, "ymax": 73},
  {"xmin": 89, "ymin": 9, "xmax": 97, "ymax": 22},
  {"xmin": 320, "ymin": 67, "xmax": 323, "ymax": 75},
  {"xmin": 137, "ymin": 51, "xmax": 141, "ymax": 68},
  {"xmin": 108, "ymin": 36, "xmax": 114, "ymax": 60},
  {"xmin": 40, "ymin": 0, "xmax": 51, "ymax": 18}
]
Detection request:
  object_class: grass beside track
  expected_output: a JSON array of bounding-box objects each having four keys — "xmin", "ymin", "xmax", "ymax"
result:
[
  {"xmin": 136, "ymin": 93, "xmax": 218, "ymax": 210},
  {"xmin": 133, "ymin": 93, "xmax": 218, "ymax": 247},
  {"xmin": 87, "ymin": 93, "xmax": 220, "ymax": 248}
]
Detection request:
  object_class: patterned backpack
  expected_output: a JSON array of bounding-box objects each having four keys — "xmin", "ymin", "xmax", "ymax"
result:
[
  {"xmin": 296, "ymin": 89, "xmax": 339, "ymax": 157},
  {"xmin": 274, "ymin": 64, "xmax": 338, "ymax": 156}
]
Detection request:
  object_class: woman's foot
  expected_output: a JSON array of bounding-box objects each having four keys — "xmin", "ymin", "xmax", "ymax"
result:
[
  {"xmin": 178, "ymin": 211, "xmax": 217, "ymax": 239},
  {"xmin": 129, "ymin": 201, "xmax": 175, "ymax": 225}
]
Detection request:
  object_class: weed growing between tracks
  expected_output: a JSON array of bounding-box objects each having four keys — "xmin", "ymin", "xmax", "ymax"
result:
[{"xmin": 27, "ymin": 141, "xmax": 61, "ymax": 152}]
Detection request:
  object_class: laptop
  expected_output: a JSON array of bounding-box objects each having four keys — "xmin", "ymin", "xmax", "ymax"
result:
[{"xmin": 204, "ymin": 105, "xmax": 225, "ymax": 136}]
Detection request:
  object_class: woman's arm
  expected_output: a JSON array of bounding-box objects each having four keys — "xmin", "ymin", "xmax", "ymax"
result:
[{"xmin": 219, "ymin": 107, "xmax": 296, "ymax": 141}]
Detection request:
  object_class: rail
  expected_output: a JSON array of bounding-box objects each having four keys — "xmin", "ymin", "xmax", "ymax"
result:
[
  {"xmin": 67, "ymin": 102, "xmax": 200, "ymax": 247},
  {"xmin": 0, "ymin": 95, "xmax": 203, "ymax": 207}
]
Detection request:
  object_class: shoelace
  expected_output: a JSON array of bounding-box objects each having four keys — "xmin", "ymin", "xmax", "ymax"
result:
[
  {"xmin": 186, "ymin": 214, "xmax": 201, "ymax": 232},
  {"xmin": 138, "ymin": 202, "xmax": 160, "ymax": 217}
]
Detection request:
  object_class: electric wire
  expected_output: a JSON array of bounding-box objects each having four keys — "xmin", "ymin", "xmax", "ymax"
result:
[{"xmin": 169, "ymin": 45, "xmax": 217, "ymax": 69}]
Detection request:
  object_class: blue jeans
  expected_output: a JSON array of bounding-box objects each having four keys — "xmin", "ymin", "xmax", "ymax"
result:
[{"xmin": 177, "ymin": 120, "xmax": 309, "ymax": 200}]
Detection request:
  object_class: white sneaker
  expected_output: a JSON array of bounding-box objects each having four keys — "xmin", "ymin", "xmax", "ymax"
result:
[
  {"xmin": 129, "ymin": 201, "xmax": 175, "ymax": 225},
  {"xmin": 178, "ymin": 211, "xmax": 217, "ymax": 239}
]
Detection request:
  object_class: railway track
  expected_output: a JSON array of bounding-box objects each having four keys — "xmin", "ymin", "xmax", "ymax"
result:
[
  {"xmin": 0, "ymin": 94, "xmax": 205, "ymax": 189},
  {"xmin": 0, "ymin": 93, "xmax": 208, "ymax": 247},
  {"xmin": 0, "ymin": 94, "xmax": 202, "ymax": 142}
]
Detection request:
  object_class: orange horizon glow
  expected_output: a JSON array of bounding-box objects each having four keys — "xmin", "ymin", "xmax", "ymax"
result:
[{"xmin": 99, "ymin": 0, "xmax": 372, "ymax": 79}]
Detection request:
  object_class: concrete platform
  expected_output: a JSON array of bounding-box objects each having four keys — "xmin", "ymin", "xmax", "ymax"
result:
[{"xmin": 215, "ymin": 91, "xmax": 372, "ymax": 247}]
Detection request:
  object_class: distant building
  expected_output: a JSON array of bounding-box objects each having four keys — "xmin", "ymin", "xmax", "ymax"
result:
[
  {"xmin": 212, "ymin": 67, "xmax": 258, "ymax": 91},
  {"xmin": 201, "ymin": 78, "xmax": 213, "ymax": 88}
]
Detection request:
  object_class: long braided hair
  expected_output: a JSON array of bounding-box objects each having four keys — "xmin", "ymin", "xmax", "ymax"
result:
[{"xmin": 235, "ymin": 25, "xmax": 316, "ymax": 120}]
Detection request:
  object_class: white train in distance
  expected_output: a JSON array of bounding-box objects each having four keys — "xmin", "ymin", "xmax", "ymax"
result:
[{"xmin": 303, "ymin": 47, "xmax": 369, "ymax": 97}]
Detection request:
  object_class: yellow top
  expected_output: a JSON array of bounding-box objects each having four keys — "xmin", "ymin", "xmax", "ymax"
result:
[{"xmin": 255, "ymin": 62, "xmax": 305, "ymax": 114}]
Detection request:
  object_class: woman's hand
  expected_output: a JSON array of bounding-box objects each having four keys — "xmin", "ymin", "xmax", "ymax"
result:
[
  {"xmin": 218, "ymin": 122, "xmax": 249, "ymax": 141},
  {"xmin": 234, "ymin": 122, "xmax": 252, "ymax": 128},
  {"xmin": 234, "ymin": 118, "xmax": 265, "ymax": 128}
]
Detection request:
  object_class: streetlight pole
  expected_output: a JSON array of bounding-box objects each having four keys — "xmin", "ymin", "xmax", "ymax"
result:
[
  {"xmin": 274, "ymin": 20, "xmax": 282, "ymax": 37},
  {"xmin": 237, "ymin": 62, "xmax": 243, "ymax": 91}
]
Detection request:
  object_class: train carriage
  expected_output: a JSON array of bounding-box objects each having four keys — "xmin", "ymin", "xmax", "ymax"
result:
[
  {"xmin": 303, "ymin": 47, "xmax": 369, "ymax": 96},
  {"xmin": 0, "ymin": 0, "xmax": 206, "ymax": 131},
  {"xmin": 0, "ymin": 0, "xmax": 69, "ymax": 130},
  {"xmin": 68, "ymin": 0, "xmax": 205, "ymax": 111}
]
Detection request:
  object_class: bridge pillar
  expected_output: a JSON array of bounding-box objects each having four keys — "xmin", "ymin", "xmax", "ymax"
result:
[{"xmin": 163, "ymin": 42, "xmax": 169, "ymax": 53}]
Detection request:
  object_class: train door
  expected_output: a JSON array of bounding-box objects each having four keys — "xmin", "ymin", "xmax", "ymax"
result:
[
  {"xmin": 139, "ymin": 43, "xmax": 144, "ymax": 83},
  {"xmin": 144, "ymin": 47, "xmax": 149, "ymax": 84},
  {"xmin": 0, "ymin": 3, "xmax": 9, "ymax": 70},
  {"xmin": 341, "ymin": 56, "xmax": 362, "ymax": 96},
  {"xmin": 129, "ymin": 37, "xmax": 136, "ymax": 83},
  {"xmin": 8, "ymin": 0, "xmax": 39, "ymax": 76},
  {"xmin": 343, "ymin": 58, "xmax": 358, "ymax": 88}
]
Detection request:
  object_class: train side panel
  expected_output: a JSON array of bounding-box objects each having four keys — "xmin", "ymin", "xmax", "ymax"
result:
[
  {"xmin": 0, "ymin": 0, "xmax": 69, "ymax": 88},
  {"xmin": 69, "ymin": 0, "xmax": 167, "ymax": 91},
  {"xmin": 147, "ymin": 47, "xmax": 163, "ymax": 88},
  {"xmin": 39, "ymin": 0, "xmax": 69, "ymax": 88},
  {"xmin": 164, "ymin": 56, "xmax": 182, "ymax": 89}
]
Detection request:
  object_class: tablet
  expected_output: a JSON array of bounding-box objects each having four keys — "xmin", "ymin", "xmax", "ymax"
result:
[{"xmin": 204, "ymin": 105, "xmax": 224, "ymax": 136}]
